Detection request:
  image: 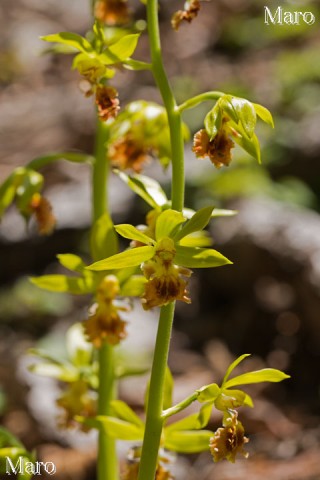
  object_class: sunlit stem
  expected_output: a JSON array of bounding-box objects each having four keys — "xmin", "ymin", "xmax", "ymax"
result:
[
  {"xmin": 137, "ymin": 0, "xmax": 186, "ymax": 478},
  {"xmin": 93, "ymin": 118, "xmax": 119, "ymax": 480}
]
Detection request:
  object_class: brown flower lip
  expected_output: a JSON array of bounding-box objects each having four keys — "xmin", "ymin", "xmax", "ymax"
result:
[
  {"xmin": 84, "ymin": 275, "xmax": 129, "ymax": 348},
  {"xmin": 95, "ymin": 85, "xmax": 120, "ymax": 122},
  {"xmin": 109, "ymin": 134, "xmax": 151, "ymax": 173},
  {"xmin": 193, "ymin": 128, "xmax": 234, "ymax": 169},
  {"xmin": 210, "ymin": 410, "xmax": 249, "ymax": 463}
]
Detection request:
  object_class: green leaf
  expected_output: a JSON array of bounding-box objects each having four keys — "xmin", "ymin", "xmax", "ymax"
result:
[
  {"xmin": 28, "ymin": 363, "xmax": 78, "ymax": 382},
  {"xmin": 27, "ymin": 152, "xmax": 94, "ymax": 170},
  {"xmin": 0, "ymin": 174, "xmax": 18, "ymax": 217},
  {"xmin": 87, "ymin": 245, "xmax": 155, "ymax": 271},
  {"xmin": 41, "ymin": 32, "xmax": 93, "ymax": 54},
  {"xmin": 115, "ymin": 224, "xmax": 155, "ymax": 245},
  {"xmin": 110, "ymin": 400, "xmax": 144, "ymax": 427},
  {"xmin": 197, "ymin": 383, "xmax": 220, "ymax": 403},
  {"xmin": 155, "ymin": 209, "xmax": 186, "ymax": 240},
  {"xmin": 179, "ymin": 232, "xmax": 212, "ymax": 247},
  {"xmin": 79, "ymin": 415, "xmax": 144, "ymax": 440},
  {"xmin": 222, "ymin": 354, "xmax": 251, "ymax": 386},
  {"xmin": 226, "ymin": 96, "xmax": 257, "ymax": 138},
  {"xmin": 174, "ymin": 206, "xmax": 214, "ymax": 242},
  {"xmin": 163, "ymin": 367, "xmax": 174, "ymax": 410},
  {"xmin": 115, "ymin": 171, "xmax": 167, "ymax": 209},
  {"xmin": 120, "ymin": 275, "xmax": 146, "ymax": 297},
  {"xmin": 175, "ymin": 245, "xmax": 232, "ymax": 269},
  {"xmin": 0, "ymin": 427, "xmax": 24, "ymax": 448},
  {"xmin": 164, "ymin": 430, "xmax": 212, "ymax": 453},
  {"xmin": 57, "ymin": 254, "xmax": 85, "ymax": 273},
  {"xmin": 204, "ymin": 103, "xmax": 222, "ymax": 140},
  {"xmin": 234, "ymin": 129, "xmax": 261, "ymax": 163},
  {"xmin": 30, "ymin": 275, "xmax": 94, "ymax": 294},
  {"xmin": 90, "ymin": 212, "xmax": 119, "ymax": 262},
  {"xmin": 254, "ymin": 103, "xmax": 274, "ymax": 128},
  {"xmin": 99, "ymin": 34, "xmax": 140, "ymax": 65},
  {"xmin": 166, "ymin": 403, "xmax": 212, "ymax": 432},
  {"xmin": 224, "ymin": 368, "xmax": 291, "ymax": 389}
]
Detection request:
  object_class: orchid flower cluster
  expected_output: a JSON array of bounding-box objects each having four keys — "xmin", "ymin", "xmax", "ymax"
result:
[{"xmin": 0, "ymin": 1, "xmax": 289, "ymax": 479}]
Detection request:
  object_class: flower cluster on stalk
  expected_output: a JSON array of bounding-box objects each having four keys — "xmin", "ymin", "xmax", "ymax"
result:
[
  {"xmin": 84, "ymin": 275, "xmax": 129, "ymax": 347},
  {"xmin": 193, "ymin": 94, "xmax": 274, "ymax": 168},
  {"xmin": 87, "ymin": 207, "xmax": 232, "ymax": 310}
]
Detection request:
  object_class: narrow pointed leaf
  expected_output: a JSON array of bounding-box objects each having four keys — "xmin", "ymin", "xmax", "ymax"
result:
[
  {"xmin": 166, "ymin": 403, "xmax": 212, "ymax": 432},
  {"xmin": 234, "ymin": 130, "xmax": 261, "ymax": 163},
  {"xmin": 228, "ymin": 97, "xmax": 257, "ymax": 138},
  {"xmin": 57, "ymin": 254, "xmax": 85, "ymax": 273},
  {"xmin": 87, "ymin": 246, "xmax": 155, "ymax": 271},
  {"xmin": 179, "ymin": 232, "xmax": 212, "ymax": 247},
  {"xmin": 164, "ymin": 430, "xmax": 213, "ymax": 453},
  {"xmin": 163, "ymin": 367, "xmax": 174, "ymax": 410},
  {"xmin": 115, "ymin": 224, "xmax": 154, "ymax": 245},
  {"xmin": 28, "ymin": 363, "xmax": 77, "ymax": 382},
  {"xmin": 174, "ymin": 206, "xmax": 214, "ymax": 241},
  {"xmin": 27, "ymin": 152, "xmax": 94, "ymax": 170},
  {"xmin": 222, "ymin": 354, "xmax": 251, "ymax": 386},
  {"xmin": 30, "ymin": 275, "xmax": 94, "ymax": 294},
  {"xmin": 254, "ymin": 103, "xmax": 274, "ymax": 128},
  {"xmin": 110, "ymin": 400, "xmax": 144, "ymax": 427},
  {"xmin": 115, "ymin": 171, "xmax": 167, "ymax": 209},
  {"xmin": 175, "ymin": 245, "xmax": 232, "ymax": 269},
  {"xmin": 224, "ymin": 368, "xmax": 291, "ymax": 389},
  {"xmin": 41, "ymin": 32, "xmax": 93, "ymax": 54},
  {"xmin": 155, "ymin": 209, "xmax": 185, "ymax": 240},
  {"xmin": 79, "ymin": 415, "xmax": 144, "ymax": 440},
  {"xmin": 99, "ymin": 34, "xmax": 140, "ymax": 65}
]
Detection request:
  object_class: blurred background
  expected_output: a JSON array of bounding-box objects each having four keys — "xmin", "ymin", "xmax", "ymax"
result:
[{"xmin": 1, "ymin": 0, "xmax": 320, "ymax": 479}]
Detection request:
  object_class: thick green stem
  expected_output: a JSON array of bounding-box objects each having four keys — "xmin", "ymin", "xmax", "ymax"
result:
[
  {"xmin": 138, "ymin": 303, "xmax": 175, "ymax": 480},
  {"xmin": 98, "ymin": 344, "xmax": 118, "ymax": 480},
  {"xmin": 92, "ymin": 118, "xmax": 119, "ymax": 480},
  {"xmin": 138, "ymin": 1, "xmax": 186, "ymax": 479},
  {"xmin": 147, "ymin": 0, "xmax": 185, "ymax": 212},
  {"xmin": 93, "ymin": 120, "xmax": 110, "ymax": 221}
]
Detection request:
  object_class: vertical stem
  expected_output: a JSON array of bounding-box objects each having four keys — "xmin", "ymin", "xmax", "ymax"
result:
[
  {"xmin": 146, "ymin": 0, "xmax": 185, "ymax": 212},
  {"xmin": 98, "ymin": 344, "xmax": 118, "ymax": 480},
  {"xmin": 138, "ymin": 303, "xmax": 175, "ymax": 480},
  {"xmin": 93, "ymin": 120, "xmax": 110, "ymax": 221},
  {"xmin": 92, "ymin": 118, "xmax": 119, "ymax": 480},
  {"xmin": 138, "ymin": 1, "xmax": 185, "ymax": 478}
]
